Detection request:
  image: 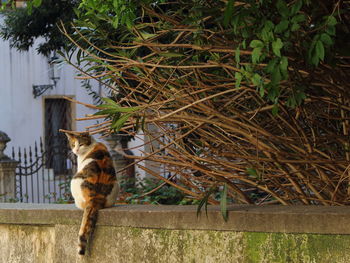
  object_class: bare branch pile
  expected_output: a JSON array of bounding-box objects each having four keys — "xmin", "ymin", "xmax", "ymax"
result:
[{"xmin": 61, "ymin": 1, "xmax": 350, "ymax": 205}]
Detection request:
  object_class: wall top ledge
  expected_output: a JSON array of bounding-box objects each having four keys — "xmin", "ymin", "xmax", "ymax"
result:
[{"xmin": 1, "ymin": 203, "xmax": 350, "ymax": 234}]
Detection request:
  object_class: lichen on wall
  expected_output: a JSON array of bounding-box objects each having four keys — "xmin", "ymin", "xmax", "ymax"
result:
[
  {"xmin": 1, "ymin": 223, "xmax": 350, "ymax": 263},
  {"xmin": 0, "ymin": 224, "xmax": 54, "ymax": 263},
  {"xmin": 243, "ymin": 232, "xmax": 350, "ymax": 263}
]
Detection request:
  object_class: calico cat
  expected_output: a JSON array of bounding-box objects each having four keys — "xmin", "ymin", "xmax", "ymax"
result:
[{"xmin": 63, "ymin": 131, "xmax": 119, "ymax": 256}]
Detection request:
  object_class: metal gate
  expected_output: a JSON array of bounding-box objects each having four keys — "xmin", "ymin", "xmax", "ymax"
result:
[{"xmin": 11, "ymin": 138, "xmax": 76, "ymax": 203}]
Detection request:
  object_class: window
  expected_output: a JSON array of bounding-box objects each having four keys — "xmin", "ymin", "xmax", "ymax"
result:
[{"xmin": 44, "ymin": 98, "xmax": 73, "ymax": 175}]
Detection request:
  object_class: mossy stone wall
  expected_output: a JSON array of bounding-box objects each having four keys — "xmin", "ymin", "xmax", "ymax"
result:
[{"xmin": 1, "ymin": 204, "xmax": 350, "ymax": 262}]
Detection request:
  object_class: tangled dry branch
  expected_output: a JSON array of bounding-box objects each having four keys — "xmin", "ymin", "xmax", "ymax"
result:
[{"xmin": 60, "ymin": 2, "xmax": 350, "ymax": 205}]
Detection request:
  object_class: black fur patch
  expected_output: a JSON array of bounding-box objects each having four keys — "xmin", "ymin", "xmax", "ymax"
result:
[
  {"xmin": 86, "ymin": 150, "xmax": 107, "ymax": 160},
  {"xmin": 79, "ymin": 235, "xmax": 87, "ymax": 243},
  {"xmin": 83, "ymin": 161, "xmax": 101, "ymax": 176},
  {"xmin": 81, "ymin": 181, "xmax": 113, "ymax": 195},
  {"xmin": 102, "ymin": 166, "xmax": 116, "ymax": 177},
  {"xmin": 73, "ymin": 172, "xmax": 87, "ymax": 179},
  {"xmin": 78, "ymin": 134, "xmax": 91, "ymax": 146}
]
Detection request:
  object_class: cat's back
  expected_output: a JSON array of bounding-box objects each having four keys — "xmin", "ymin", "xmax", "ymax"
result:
[
  {"xmin": 73, "ymin": 141, "xmax": 118, "ymax": 209},
  {"xmin": 84, "ymin": 142, "xmax": 116, "ymax": 181}
]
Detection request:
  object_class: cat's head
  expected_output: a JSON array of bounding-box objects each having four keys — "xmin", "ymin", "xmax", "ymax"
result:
[{"xmin": 63, "ymin": 132, "xmax": 94, "ymax": 156}]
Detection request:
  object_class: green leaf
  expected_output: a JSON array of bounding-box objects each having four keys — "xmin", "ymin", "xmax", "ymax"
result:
[
  {"xmin": 112, "ymin": 16, "xmax": 119, "ymax": 28},
  {"xmin": 311, "ymin": 53, "xmax": 319, "ymax": 66},
  {"xmin": 246, "ymin": 168, "xmax": 258, "ymax": 178},
  {"xmin": 280, "ymin": 56, "xmax": 288, "ymax": 79},
  {"xmin": 235, "ymin": 47, "xmax": 240, "ymax": 65},
  {"xmin": 268, "ymin": 85, "xmax": 279, "ymax": 102},
  {"xmin": 26, "ymin": 1, "xmax": 33, "ymax": 14},
  {"xmin": 295, "ymin": 90, "xmax": 306, "ymax": 105},
  {"xmin": 235, "ymin": 72, "xmax": 242, "ymax": 88},
  {"xmin": 159, "ymin": 52, "xmax": 184, "ymax": 58},
  {"xmin": 291, "ymin": 23, "xmax": 300, "ymax": 32},
  {"xmin": 197, "ymin": 186, "xmax": 217, "ymax": 217},
  {"xmin": 137, "ymin": 31, "xmax": 157, "ymax": 40},
  {"xmin": 111, "ymin": 113, "xmax": 132, "ymax": 132},
  {"xmin": 99, "ymin": 98, "xmax": 140, "ymax": 113},
  {"xmin": 97, "ymin": 104, "xmax": 140, "ymax": 113},
  {"xmin": 272, "ymin": 38, "xmax": 283, "ymax": 57},
  {"xmin": 252, "ymin": 47, "xmax": 262, "ymax": 63},
  {"xmin": 275, "ymin": 20, "xmax": 289, "ymax": 34},
  {"xmin": 327, "ymin": 15, "xmax": 337, "ymax": 26},
  {"xmin": 242, "ymin": 40, "xmax": 247, "ymax": 49},
  {"xmin": 259, "ymin": 86, "xmax": 265, "ymax": 97},
  {"xmin": 316, "ymin": 40, "xmax": 325, "ymax": 60},
  {"xmin": 291, "ymin": 14, "xmax": 306, "ymax": 23},
  {"xmin": 291, "ymin": 0, "xmax": 303, "ymax": 15},
  {"xmin": 33, "ymin": 0, "xmax": 42, "ymax": 8},
  {"xmin": 220, "ymin": 183, "xmax": 228, "ymax": 222},
  {"xmin": 263, "ymin": 20, "xmax": 275, "ymax": 32},
  {"xmin": 250, "ymin": 40, "xmax": 264, "ymax": 48},
  {"xmin": 266, "ymin": 58, "xmax": 279, "ymax": 73},
  {"xmin": 252, "ymin": 73, "xmax": 262, "ymax": 86},
  {"xmin": 115, "ymin": 106, "xmax": 140, "ymax": 113},
  {"xmin": 101, "ymin": 97, "xmax": 119, "ymax": 106},
  {"xmin": 286, "ymin": 96, "xmax": 297, "ymax": 108},
  {"xmin": 93, "ymin": 109, "xmax": 120, "ymax": 116},
  {"xmin": 272, "ymin": 104, "xmax": 279, "ymax": 116},
  {"xmin": 326, "ymin": 26, "xmax": 336, "ymax": 36},
  {"xmin": 320, "ymin": 33, "xmax": 333, "ymax": 46},
  {"xmin": 271, "ymin": 67, "xmax": 282, "ymax": 84},
  {"xmin": 96, "ymin": 104, "xmax": 117, "ymax": 109},
  {"xmin": 223, "ymin": 0, "xmax": 235, "ymax": 27},
  {"xmin": 276, "ymin": 0, "xmax": 289, "ymax": 17}
]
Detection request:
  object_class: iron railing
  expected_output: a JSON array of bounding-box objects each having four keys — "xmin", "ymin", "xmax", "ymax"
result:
[{"xmin": 11, "ymin": 138, "xmax": 76, "ymax": 203}]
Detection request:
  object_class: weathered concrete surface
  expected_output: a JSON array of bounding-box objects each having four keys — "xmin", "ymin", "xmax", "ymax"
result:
[
  {"xmin": 0, "ymin": 225, "xmax": 54, "ymax": 263},
  {"xmin": 2, "ymin": 203, "xmax": 350, "ymax": 233},
  {"xmin": 1, "ymin": 204, "xmax": 350, "ymax": 262}
]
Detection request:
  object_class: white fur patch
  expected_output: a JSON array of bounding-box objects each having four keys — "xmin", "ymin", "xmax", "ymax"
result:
[
  {"xmin": 77, "ymin": 157, "xmax": 94, "ymax": 173},
  {"xmin": 71, "ymin": 178, "xmax": 85, "ymax": 210},
  {"xmin": 105, "ymin": 181, "xmax": 120, "ymax": 207},
  {"xmin": 72, "ymin": 157, "xmax": 95, "ymax": 210}
]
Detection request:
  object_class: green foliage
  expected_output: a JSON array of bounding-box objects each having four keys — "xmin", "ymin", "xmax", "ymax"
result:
[
  {"xmin": 2, "ymin": 0, "xmax": 347, "ymax": 107},
  {"xmin": 121, "ymin": 178, "xmax": 198, "ymax": 205},
  {"xmin": 46, "ymin": 0, "xmax": 350, "ymax": 207},
  {"xmin": 93, "ymin": 97, "xmax": 140, "ymax": 132},
  {"xmin": 77, "ymin": 0, "xmax": 137, "ymax": 29},
  {"xmin": 196, "ymin": 185, "xmax": 217, "ymax": 217},
  {"xmin": 74, "ymin": 0, "xmax": 345, "ymax": 110},
  {"xmin": 220, "ymin": 183, "xmax": 228, "ymax": 221},
  {"xmin": 0, "ymin": 0, "xmax": 78, "ymax": 55},
  {"xmin": 221, "ymin": 0, "xmax": 343, "ymax": 106}
]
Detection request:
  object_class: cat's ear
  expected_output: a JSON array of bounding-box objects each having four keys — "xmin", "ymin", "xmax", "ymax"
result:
[
  {"xmin": 59, "ymin": 129, "xmax": 75, "ymax": 140},
  {"xmin": 63, "ymin": 132, "xmax": 75, "ymax": 141},
  {"xmin": 80, "ymin": 132, "xmax": 92, "ymax": 145},
  {"xmin": 65, "ymin": 133, "xmax": 72, "ymax": 140},
  {"xmin": 80, "ymin": 132, "xmax": 90, "ymax": 138}
]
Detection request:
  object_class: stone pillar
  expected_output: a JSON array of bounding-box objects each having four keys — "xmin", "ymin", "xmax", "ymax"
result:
[
  {"xmin": 0, "ymin": 131, "xmax": 18, "ymax": 202},
  {"xmin": 104, "ymin": 134, "xmax": 135, "ymax": 190}
]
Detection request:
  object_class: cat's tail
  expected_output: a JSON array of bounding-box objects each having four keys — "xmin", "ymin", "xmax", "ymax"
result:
[{"xmin": 78, "ymin": 198, "xmax": 104, "ymax": 256}]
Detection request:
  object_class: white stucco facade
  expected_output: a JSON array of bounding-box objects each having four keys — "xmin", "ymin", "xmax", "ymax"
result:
[
  {"xmin": 0, "ymin": 15, "xmax": 148, "ymax": 192},
  {"xmin": 0, "ymin": 38, "xmax": 100, "ymax": 153}
]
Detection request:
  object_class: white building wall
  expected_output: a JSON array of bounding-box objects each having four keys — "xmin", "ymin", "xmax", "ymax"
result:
[
  {"xmin": 0, "ymin": 15, "xmax": 146, "ymax": 181},
  {"xmin": 0, "ymin": 38, "xmax": 98, "ymax": 153}
]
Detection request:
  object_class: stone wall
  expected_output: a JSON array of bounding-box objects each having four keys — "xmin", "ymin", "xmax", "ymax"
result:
[{"xmin": 1, "ymin": 203, "xmax": 350, "ymax": 263}]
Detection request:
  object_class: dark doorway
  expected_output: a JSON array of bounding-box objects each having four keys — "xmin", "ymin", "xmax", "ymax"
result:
[{"xmin": 44, "ymin": 98, "xmax": 72, "ymax": 175}]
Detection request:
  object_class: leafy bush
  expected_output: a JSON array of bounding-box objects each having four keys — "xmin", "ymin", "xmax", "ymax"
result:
[
  {"xmin": 119, "ymin": 177, "xmax": 199, "ymax": 205},
  {"xmin": 10, "ymin": 0, "xmax": 350, "ymax": 207}
]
